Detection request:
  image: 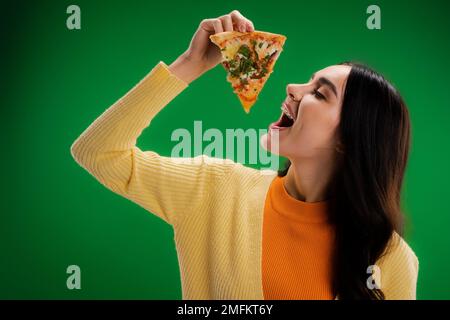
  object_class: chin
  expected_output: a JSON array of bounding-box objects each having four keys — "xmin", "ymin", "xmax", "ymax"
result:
[
  {"xmin": 260, "ymin": 133, "xmax": 270, "ymax": 152},
  {"xmin": 261, "ymin": 131, "xmax": 286, "ymax": 155}
]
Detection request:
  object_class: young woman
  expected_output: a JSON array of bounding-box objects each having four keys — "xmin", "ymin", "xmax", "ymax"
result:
[{"xmin": 71, "ymin": 10, "xmax": 419, "ymax": 300}]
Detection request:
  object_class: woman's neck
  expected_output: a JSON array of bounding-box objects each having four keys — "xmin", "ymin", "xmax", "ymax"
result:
[{"xmin": 284, "ymin": 152, "xmax": 338, "ymax": 203}]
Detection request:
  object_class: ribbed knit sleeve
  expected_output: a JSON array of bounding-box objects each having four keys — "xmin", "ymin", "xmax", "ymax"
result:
[
  {"xmin": 70, "ymin": 62, "xmax": 235, "ymax": 226},
  {"xmin": 377, "ymin": 232, "xmax": 419, "ymax": 299}
]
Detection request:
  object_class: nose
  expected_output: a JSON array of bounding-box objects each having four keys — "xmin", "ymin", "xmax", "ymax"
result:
[{"xmin": 286, "ymin": 83, "xmax": 309, "ymax": 102}]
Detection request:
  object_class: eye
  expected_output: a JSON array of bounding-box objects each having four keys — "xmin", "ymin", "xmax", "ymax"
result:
[{"xmin": 312, "ymin": 88, "xmax": 326, "ymax": 100}]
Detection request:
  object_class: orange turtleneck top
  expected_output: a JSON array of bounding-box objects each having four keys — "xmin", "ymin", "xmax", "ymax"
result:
[{"xmin": 262, "ymin": 176, "xmax": 336, "ymax": 300}]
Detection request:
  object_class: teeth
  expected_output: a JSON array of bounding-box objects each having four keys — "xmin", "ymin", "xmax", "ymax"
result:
[{"xmin": 281, "ymin": 105, "xmax": 295, "ymax": 120}]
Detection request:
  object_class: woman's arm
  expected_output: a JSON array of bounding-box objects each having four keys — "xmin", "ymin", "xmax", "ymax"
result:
[
  {"xmin": 70, "ymin": 11, "xmax": 254, "ymax": 227},
  {"xmin": 376, "ymin": 232, "xmax": 419, "ymax": 299}
]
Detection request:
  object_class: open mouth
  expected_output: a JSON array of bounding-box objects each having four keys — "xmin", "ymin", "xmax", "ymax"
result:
[{"xmin": 270, "ymin": 103, "xmax": 296, "ymax": 129}]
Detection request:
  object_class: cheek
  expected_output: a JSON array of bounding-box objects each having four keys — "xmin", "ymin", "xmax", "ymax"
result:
[
  {"xmin": 298, "ymin": 100, "xmax": 328, "ymax": 128},
  {"xmin": 296, "ymin": 102, "xmax": 340, "ymax": 140}
]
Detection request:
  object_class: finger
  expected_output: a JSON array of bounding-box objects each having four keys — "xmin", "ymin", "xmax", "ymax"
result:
[
  {"xmin": 230, "ymin": 10, "xmax": 246, "ymax": 32},
  {"xmin": 219, "ymin": 14, "xmax": 233, "ymax": 32},
  {"xmin": 200, "ymin": 18, "xmax": 223, "ymax": 34},
  {"xmin": 230, "ymin": 10, "xmax": 253, "ymax": 32},
  {"xmin": 246, "ymin": 20, "xmax": 255, "ymax": 32},
  {"xmin": 200, "ymin": 19, "xmax": 214, "ymax": 33},
  {"xmin": 212, "ymin": 18, "xmax": 224, "ymax": 34}
]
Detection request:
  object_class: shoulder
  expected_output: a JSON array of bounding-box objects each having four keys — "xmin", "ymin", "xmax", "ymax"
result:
[
  {"xmin": 223, "ymin": 159, "xmax": 278, "ymax": 188},
  {"xmin": 376, "ymin": 232, "xmax": 419, "ymax": 299},
  {"xmin": 380, "ymin": 232, "xmax": 419, "ymax": 270},
  {"xmin": 194, "ymin": 155, "xmax": 278, "ymax": 204},
  {"xmin": 195, "ymin": 155, "xmax": 278, "ymax": 183}
]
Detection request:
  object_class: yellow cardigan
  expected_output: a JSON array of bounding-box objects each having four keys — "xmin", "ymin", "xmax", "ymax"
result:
[{"xmin": 71, "ymin": 62, "xmax": 419, "ymax": 300}]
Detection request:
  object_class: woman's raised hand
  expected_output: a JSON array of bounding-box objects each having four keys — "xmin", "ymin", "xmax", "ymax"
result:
[{"xmin": 169, "ymin": 10, "xmax": 254, "ymax": 84}]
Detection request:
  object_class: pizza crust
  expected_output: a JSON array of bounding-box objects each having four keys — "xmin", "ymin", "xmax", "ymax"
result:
[{"xmin": 210, "ymin": 31, "xmax": 286, "ymax": 47}]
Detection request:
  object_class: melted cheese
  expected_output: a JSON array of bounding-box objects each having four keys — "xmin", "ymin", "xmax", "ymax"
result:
[
  {"xmin": 255, "ymin": 41, "xmax": 279, "ymax": 60},
  {"xmin": 220, "ymin": 38, "xmax": 246, "ymax": 61},
  {"xmin": 221, "ymin": 37, "xmax": 280, "ymax": 63}
]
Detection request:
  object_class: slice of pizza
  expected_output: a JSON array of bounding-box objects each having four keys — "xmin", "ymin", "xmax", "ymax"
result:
[{"xmin": 210, "ymin": 31, "xmax": 286, "ymax": 113}]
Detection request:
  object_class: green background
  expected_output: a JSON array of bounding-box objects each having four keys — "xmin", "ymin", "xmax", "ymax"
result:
[{"xmin": 1, "ymin": 0, "xmax": 450, "ymax": 299}]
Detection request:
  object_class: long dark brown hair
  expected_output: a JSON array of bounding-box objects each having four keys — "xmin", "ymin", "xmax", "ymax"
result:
[{"xmin": 278, "ymin": 62, "xmax": 411, "ymax": 299}]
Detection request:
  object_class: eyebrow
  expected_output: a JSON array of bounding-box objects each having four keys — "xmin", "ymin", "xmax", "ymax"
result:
[{"xmin": 310, "ymin": 73, "xmax": 338, "ymax": 98}]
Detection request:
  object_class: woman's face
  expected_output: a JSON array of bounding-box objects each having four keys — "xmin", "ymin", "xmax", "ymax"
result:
[{"xmin": 262, "ymin": 65, "xmax": 351, "ymax": 158}]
